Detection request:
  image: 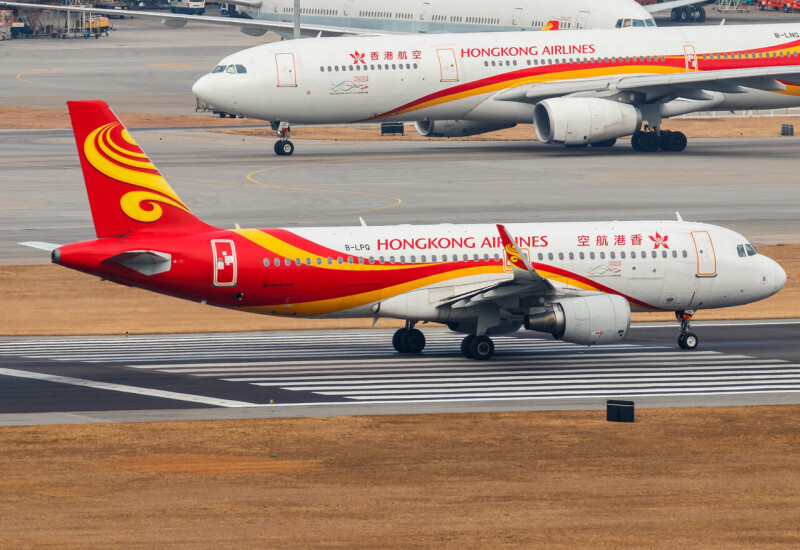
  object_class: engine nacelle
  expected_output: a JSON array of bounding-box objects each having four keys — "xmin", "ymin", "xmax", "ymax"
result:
[
  {"xmin": 533, "ymin": 98, "xmax": 641, "ymax": 146},
  {"xmin": 524, "ymin": 294, "xmax": 630, "ymax": 345},
  {"xmin": 414, "ymin": 119, "xmax": 516, "ymax": 138}
]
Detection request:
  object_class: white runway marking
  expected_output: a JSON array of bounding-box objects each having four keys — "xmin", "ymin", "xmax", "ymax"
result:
[
  {"xmin": 1, "ymin": 330, "xmax": 798, "ymax": 405},
  {"xmin": 0, "ymin": 367, "xmax": 259, "ymax": 408}
]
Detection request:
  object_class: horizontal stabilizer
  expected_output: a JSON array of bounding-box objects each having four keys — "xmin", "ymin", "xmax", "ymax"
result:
[
  {"xmin": 19, "ymin": 241, "xmax": 61, "ymax": 252},
  {"xmin": 103, "ymin": 250, "xmax": 172, "ymax": 276}
]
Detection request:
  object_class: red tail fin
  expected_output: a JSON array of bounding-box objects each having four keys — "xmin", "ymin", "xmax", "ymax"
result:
[{"xmin": 68, "ymin": 101, "xmax": 213, "ymax": 238}]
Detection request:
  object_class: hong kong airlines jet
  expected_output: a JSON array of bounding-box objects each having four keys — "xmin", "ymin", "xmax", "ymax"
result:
[
  {"xmin": 191, "ymin": 23, "xmax": 800, "ymax": 155},
  {"xmin": 23, "ymin": 102, "xmax": 785, "ymax": 360}
]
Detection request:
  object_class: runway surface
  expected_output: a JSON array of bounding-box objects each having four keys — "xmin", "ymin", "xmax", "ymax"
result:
[{"xmin": 1, "ymin": 321, "xmax": 799, "ymax": 425}]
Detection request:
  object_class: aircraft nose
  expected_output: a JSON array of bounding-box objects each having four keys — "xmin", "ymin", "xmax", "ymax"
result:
[
  {"xmin": 191, "ymin": 74, "xmax": 212, "ymax": 102},
  {"xmin": 774, "ymin": 261, "xmax": 787, "ymax": 293}
]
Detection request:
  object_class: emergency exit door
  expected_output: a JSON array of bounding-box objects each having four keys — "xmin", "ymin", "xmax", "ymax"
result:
[
  {"xmin": 576, "ymin": 11, "xmax": 590, "ymax": 29},
  {"xmin": 275, "ymin": 53, "xmax": 297, "ymax": 87},
  {"xmin": 437, "ymin": 48, "xmax": 459, "ymax": 81},
  {"xmin": 691, "ymin": 231, "xmax": 717, "ymax": 277},
  {"xmin": 212, "ymin": 239, "xmax": 237, "ymax": 287},
  {"xmin": 683, "ymin": 44, "xmax": 699, "ymax": 72}
]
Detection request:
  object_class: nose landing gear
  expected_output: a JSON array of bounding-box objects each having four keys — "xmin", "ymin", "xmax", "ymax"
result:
[
  {"xmin": 273, "ymin": 121, "xmax": 294, "ymax": 156},
  {"xmin": 677, "ymin": 310, "xmax": 699, "ymax": 350}
]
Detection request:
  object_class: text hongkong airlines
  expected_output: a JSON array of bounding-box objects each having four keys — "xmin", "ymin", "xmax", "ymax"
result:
[
  {"xmin": 460, "ymin": 43, "xmax": 595, "ymax": 58},
  {"xmin": 23, "ymin": 101, "xmax": 786, "ymax": 361}
]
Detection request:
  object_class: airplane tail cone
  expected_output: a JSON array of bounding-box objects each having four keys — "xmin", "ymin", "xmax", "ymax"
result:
[{"xmin": 67, "ymin": 100, "xmax": 214, "ymax": 238}]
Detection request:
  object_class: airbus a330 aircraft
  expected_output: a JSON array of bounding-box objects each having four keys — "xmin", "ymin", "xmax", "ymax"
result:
[
  {"xmin": 2, "ymin": 0, "xmax": 705, "ymax": 38},
  {"xmin": 191, "ymin": 22, "xmax": 800, "ymax": 155},
  {"xmin": 22, "ymin": 101, "xmax": 785, "ymax": 360}
]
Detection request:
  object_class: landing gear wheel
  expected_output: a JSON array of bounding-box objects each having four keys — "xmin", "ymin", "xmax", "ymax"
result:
[
  {"xmin": 679, "ymin": 332, "xmax": 699, "ymax": 350},
  {"xmin": 671, "ymin": 8, "xmax": 680, "ymax": 21},
  {"xmin": 460, "ymin": 335, "xmax": 475, "ymax": 357},
  {"xmin": 638, "ymin": 132, "xmax": 659, "ymax": 152},
  {"xmin": 392, "ymin": 329, "xmax": 407, "ymax": 352},
  {"xmin": 679, "ymin": 7, "xmax": 689, "ymax": 22},
  {"xmin": 665, "ymin": 131, "xmax": 687, "ymax": 152},
  {"xmin": 275, "ymin": 140, "xmax": 294, "ymax": 156},
  {"xmin": 468, "ymin": 335, "xmax": 494, "ymax": 361},
  {"xmin": 697, "ymin": 7, "xmax": 706, "ymax": 22},
  {"xmin": 631, "ymin": 132, "xmax": 642, "ymax": 151},
  {"xmin": 401, "ymin": 328, "xmax": 425, "ymax": 354}
]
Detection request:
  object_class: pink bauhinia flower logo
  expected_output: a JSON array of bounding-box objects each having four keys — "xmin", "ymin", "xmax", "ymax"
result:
[{"xmin": 350, "ymin": 51, "xmax": 365, "ymax": 64}]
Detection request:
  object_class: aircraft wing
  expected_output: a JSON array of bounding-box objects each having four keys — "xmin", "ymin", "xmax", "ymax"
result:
[
  {"xmin": 437, "ymin": 225, "xmax": 553, "ymax": 310},
  {"xmin": 643, "ymin": 0, "xmax": 714, "ymax": 15},
  {"xmin": 496, "ymin": 65, "xmax": 800, "ymax": 103},
  {"xmin": 0, "ymin": 2, "xmax": 385, "ymax": 37}
]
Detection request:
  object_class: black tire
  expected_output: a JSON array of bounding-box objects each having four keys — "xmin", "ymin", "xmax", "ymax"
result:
[
  {"xmin": 392, "ymin": 329, "xmax": 407, "ymax": 352},
  {"xmin": 666, "ymin": 131, "xmax": 687, "ymax": 152},
  {"xmin": 279, "ymin": 140, "xmax": 294, "ymax": 156},
  {"xmin": 683, "ymin": 333, "xmax": 699, "ymax": 350},
  {"xmin": 671, "ymin": 8, "xmax": 679, "ymax": 21},
  {"xmin": 468, "ymin": 335, "xmax": 494, "ymax": 361},
  {"xmin": 460, "ymin": 335, "xmax": 475, "ymax": 358},
  {"xmin": 659, "ymin": 130, "xmax": 673, "ymax": 150},
  {"xmin": 679, "ymin": 7, "xmax": 688, "ymax": 22},
  {"xmin": 401, "ymin": 328, "xmax": 425, "ymax": 353},
  {"xmin": 592, "ymin": 138, "xmax": 616, "ymax": 148},
  {"xmin": 636, "ymin": 132, "xmax": 659, "ymax": 152},
  {"xmin": 219, "ymin": 113, "xmax": 226, "ymax": 118},
  {"xmin": 698, "ymin": 6, "xmax": 706, "ymax": 22},
  {"xmin": 274, "ymin": 141, "xmax": 284, "ymax": 155},
  {"xmin": 631, "ymin": 132, "xmax": 642, "ymax": 152}
]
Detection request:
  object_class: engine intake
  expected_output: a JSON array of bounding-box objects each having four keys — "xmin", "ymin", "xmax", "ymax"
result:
[
  {"xmin": 524, "ymin": 294, "xmax": 630, "ymax": 345},
  {"xmin": 533, "ymin": 98, "xmax": 641, "ymax": 146},
  {"xmin": 415, "ymin": 119, "xmax": 516, "ymax": 138}
]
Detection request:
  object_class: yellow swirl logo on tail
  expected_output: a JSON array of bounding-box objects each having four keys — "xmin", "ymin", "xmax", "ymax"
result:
[
  {"xmin": 505, "ymin": 242, "xmax": 525, "ymax": 269},
  {"xmin": 84, "ymin": 122, "xmax": 191, "ymax": 223}
]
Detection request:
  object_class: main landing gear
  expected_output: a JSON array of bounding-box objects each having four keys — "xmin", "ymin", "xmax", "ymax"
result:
[
  {"xmin": 676, "ymin": 310, "xmax": 699, "ymax": 350},
  {"xmin": 631, "ymin": 129, "xmax": 687, "ymax": 153},
  {"xmin": 460, "ymin": 334, "xmax": 495, "ymax": 360},
  {"xmin": 273, "ymin": 121, "xmax": 294, "ymax": 156},
  {"xmin": 392, "ymin": 321, "xmax": 426, "ymax": 354}
]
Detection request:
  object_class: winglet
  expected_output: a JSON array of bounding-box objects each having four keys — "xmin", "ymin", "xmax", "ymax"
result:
[{"xmin": 496, "ymin": 224, "xmax": 541, "ymax": 284}]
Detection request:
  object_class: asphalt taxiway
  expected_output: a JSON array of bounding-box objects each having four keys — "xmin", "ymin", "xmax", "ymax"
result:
[
  {"xmin": 3, "ymin": 129, "xmax": 800, "ymax": 264},
  {"xmin": 0, "ymin": 320, "xmax": 799, "ymax": 425}
]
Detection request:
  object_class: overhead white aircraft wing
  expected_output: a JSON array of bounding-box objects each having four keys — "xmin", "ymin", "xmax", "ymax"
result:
[
  {"xmin": 643, "ymin": 0, "xmax": 713, "ymax": 14},
  {"xmin": 0, "ymin": 2, "xmax": 387, "ymax": 37},
  {"xmin": 496, "ymin": 65, "xmax": 800, "ymax": 103}
]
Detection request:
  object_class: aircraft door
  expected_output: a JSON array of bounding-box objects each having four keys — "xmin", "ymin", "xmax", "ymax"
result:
[
  {"xmin": 512, "ymin": 8, "xmax": 523, "ymax": 26},
  {"xmin": 436, "ymin": 48, "xmax": 459, "ymax": 82},
  {"xmin": 683, "ymin": 44, "xmax": 699, "ymax": 72},
  {"xmin": 576, "ymin": 11, "xmax": 590, "ymax": 29},
  {"xmin": 212, "ymin": 239, "xmax": 237, "ymax": 287},
  {"xmin": 275, "ymin": 53, "xmax": 297, "ymax": 87},
  {"xmin": 692, "ymin": 231, "xmax": 717, "ymax": 277},
  {"xmin": 419, "ymin": 2, "xmax": 430, "ymax": 33},
  {"xmin": 342, "ymin": 0, "xmax": 354, "ymax": 16}
]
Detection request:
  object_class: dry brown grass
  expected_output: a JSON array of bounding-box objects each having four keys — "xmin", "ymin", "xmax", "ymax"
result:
[
  {"xmin": 0, "ymin": 407, "xmax": 798, "ymax": 547},
  {"xmin": 0, "ymin": 245, "xmax": 797, "ymax": 336}
]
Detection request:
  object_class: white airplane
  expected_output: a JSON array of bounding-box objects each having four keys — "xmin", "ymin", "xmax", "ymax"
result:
[
  {"xmin": 27, "ymin": 101, "xmax": 785, "ymax": 359},
  {"xmin": 191, "ymin": 23, "xmax": 800, "ymax": 155},
  {"xmin": 1, "ymin": 0, "xmax": 707, "ymax": 38}
]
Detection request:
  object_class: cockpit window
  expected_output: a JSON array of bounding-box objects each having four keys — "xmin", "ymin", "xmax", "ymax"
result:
[
  {"xmin": 235, "ymin": 64, "xmax": 247, "ymax": 74},
  {"xmin": 745, "ymin": 244, "xmax": 758, "ymax": 256},
  {"xmin": 632, "ymin": 19, "xmax": 645, "ymax": 27},
  {"xmin": 212, "ymin": 65, "xmax": 226, "ymax": 73},
  {"xmin": 225, "ymin": 65, "xmax": 236, "ymax": 74},
  {"xmin": 646, "ymin": 19, "xmax": 656, "ymax": 27},
  {"xmin": 737, "ymin": 244, "xmax": 746, "ymax": 257}
]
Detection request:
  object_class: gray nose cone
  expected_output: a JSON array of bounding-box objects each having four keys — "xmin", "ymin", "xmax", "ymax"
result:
[{"xmin": 51, "ymin": 247, "xmax": 61, "ymax": 265}]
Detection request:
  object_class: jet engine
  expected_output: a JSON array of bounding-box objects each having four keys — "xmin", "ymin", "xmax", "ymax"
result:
[
  {"xmin": 533, "ymin": 98, "xmax": 641, "ymax": 146},
  {"xmin": 414, "ymin": 119, "xmax": 516, "ymax": 138},
  {"xmin": 523, "ymin": 294, "xmax": 630, "ymax": 345}
]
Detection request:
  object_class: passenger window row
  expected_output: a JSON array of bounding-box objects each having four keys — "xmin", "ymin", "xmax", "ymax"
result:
[{"xmin": 321, "ymin": 63, "xmax": 418, "ymax": 72}]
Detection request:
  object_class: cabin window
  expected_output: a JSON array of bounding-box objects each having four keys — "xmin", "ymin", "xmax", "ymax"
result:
[
  {"xmin": 600, "ymin": 252, "xmax": 606, "ymax": 259},
  {"xmin": 579, "ymin": 252, "xmax": 585, "ymax": 260},
  {"xmin": 610, "ymin": 251, "xmax": 616, "ymax": 259},
  {"xmin": 652, "ymin": 251, "xmax": 657, "ymax": 258},
  {"xmin": 620, "ymin": 252, "xmax": 626, "ymax": 259},
  {"xmin": 306, "ymin": 258, "xmax": 312, "ymax": 266},
  {"xmin": 662, "ymin": 250, "xmax": 668, "ymax": 258},
  {"xmin": 548, "ymin": 253, "xmax": 554, "ymax": 260},
  {"xmin": 569, "ymin": 252, "xmax": 574, "ymax": 260},
  {"xmin": 284, "ymin": 258, "xmax": 291, "ymax": 266},
  {"xmin": 348, "ymin": 257, "xmax": 354, "ymax": 264},
  {"xmin": 225, "ymin": 65, "xmax": 236, "ymax": 74},
  {"xmin": 295, "ymin": 258, "xmax": 301, "ymax": 266},
  {"xmin": 558, "ymin": 252, "xmax": 564, "ymax": 260},
  {"xmin": 273, "ymin": 258, "xmax": 280, "ymax": 266},
  {"xmin": 316, "ymin": 257, "xmax": 322, "ymax": 265},
  {"xmin": 337, "ymin": 257, "xmax": 343, "ymax": 265},
  {"xmin": 484, "ymin": 254, "xmax": 490, "ymax": 261},
  {"xmin": 327, "ymin": 257, "xmax": 333, "ymax": 265},
  {"xmin": 672, "ymin": 250, "xmax": 677, "ymax": 258},
  {"xmin": 682, "ymin": 250, "xmax": 688, "ymax": 258},
  {"xmin": 263, "ymin": 259, "xmax": 270, "ymax": 267},
  {"xmin": 590, "ymin": 252, "xmax": 595, "ymax": 260}
]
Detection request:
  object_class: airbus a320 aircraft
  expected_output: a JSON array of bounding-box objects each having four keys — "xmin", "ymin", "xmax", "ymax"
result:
[
  {"xmin": 3, "ymin": 0, "xmax": 704, "ymax": 39},
  {"xmin": 22, "ymin": 101, "xmax": 785, "ymax": 360},
  {"xmin": 192, "ymin": 23, "xmax": 800, "ymax": 155}
]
